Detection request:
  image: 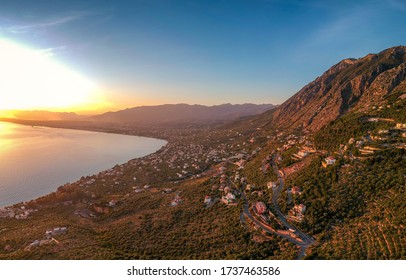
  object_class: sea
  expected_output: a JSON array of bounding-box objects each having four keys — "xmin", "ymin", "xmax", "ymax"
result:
[{"xmin": 0, "ymin": 121, "xmax": 167, "ymax": 207}]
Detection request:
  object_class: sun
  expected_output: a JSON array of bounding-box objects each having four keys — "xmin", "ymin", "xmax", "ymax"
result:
[{"xmin": 0, "ymin": 39, "xmax": 99, "ymax": 112}]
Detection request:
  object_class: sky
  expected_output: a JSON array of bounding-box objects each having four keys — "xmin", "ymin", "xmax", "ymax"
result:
[{"xmin": 0, "ymin": 0, "xmax": 406, "ymax": 113}]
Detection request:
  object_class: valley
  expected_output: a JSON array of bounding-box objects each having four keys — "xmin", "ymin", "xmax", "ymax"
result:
[{"xmin": 0, "ymin": 46, "xmax": 405, "ymax": 260}]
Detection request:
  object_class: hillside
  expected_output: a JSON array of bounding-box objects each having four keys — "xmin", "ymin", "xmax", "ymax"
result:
[
  {"xmin": 89, "ymin": 103, "xmax": 276, "ymax": 125},
  {"xmin": 264, "ymin": 46, "xmax": 406, "ymax": 132},
  {"xmin": 0, "ymin": 47, "xmax": 404, "ymax": 260}
]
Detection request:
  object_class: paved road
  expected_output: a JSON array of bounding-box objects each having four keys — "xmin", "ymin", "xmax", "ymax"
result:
[
  {"xmin": 271, "ymin": 158, "xmax": 314, "ymax": 246},
  {"xmin": 238, "ymin": 153, "xmax": 314, "ymax": 259},
  {"xmin": 270, "ymin": 155, "xmax": 314, "ymax": 257},
  {"xmin": 240, "ymin": 193, "xmax": 308, "ymax": 246}
]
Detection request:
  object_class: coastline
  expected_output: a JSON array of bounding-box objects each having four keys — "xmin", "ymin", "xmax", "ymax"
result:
[{"xmin": 0, "ymin": 120, "xmax": 168, "ymax": 208}]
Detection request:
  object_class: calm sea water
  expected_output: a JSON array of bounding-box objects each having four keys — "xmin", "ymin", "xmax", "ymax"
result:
[{"xmin": 0, "ymin": 122, "xmax": 167, "ymax": 207}]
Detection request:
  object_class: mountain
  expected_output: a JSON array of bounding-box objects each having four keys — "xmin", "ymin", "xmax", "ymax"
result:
[
  {"xmin": 266, "ymin": 46, "xmax": 406, "ymax": 132},
  {"xmin": 1, "ymin": 47, "xmax": 404, "ymax": 261},
  {"xmin": 89, "ymin": 103, "xmax": 276, "ymax": 125},
  {"xmin": 1, "ymin": 110, "xmax": 82, "ymax": 121}
]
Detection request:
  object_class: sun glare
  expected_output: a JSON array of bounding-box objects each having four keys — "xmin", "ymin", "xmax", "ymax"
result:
[{"xmin": 0, "ymin": 39, "xmax": 98, "ymax": 112}]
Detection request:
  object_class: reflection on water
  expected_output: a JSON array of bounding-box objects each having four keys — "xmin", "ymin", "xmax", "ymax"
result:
[{"xmin": 0, "ymin": 122, "xmax": 166, "ymax": 207}]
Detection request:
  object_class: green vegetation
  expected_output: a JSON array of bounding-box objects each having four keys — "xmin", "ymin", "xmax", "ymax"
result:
[
  {"xmin": 314, "ymin": 113, "xmax": 377, "ymax": 151},
  {"xmin": 242, "ymin": 145, "xmax": 278, "ymax": 188},
  {"xmin": 280, "ymin": 148, "xmax": 405, "ymax": 259}
]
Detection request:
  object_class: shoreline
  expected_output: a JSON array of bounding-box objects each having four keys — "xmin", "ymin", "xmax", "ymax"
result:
[{"xmin": 0, "ymin": 120, "xmax": 168, "ymax": 208}]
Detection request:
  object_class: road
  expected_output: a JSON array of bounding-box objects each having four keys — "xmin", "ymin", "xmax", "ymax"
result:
[
  {"xmin": 270, "ymin": 156, "xmax": 314, "ymax": 257},
  {"xmin": 238, "ymin": 153, "xmax": 314, "ymax": 259}
]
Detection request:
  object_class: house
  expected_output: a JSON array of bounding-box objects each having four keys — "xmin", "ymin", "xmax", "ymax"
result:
[
  {"xmin": 45, "ymin": 227, "xmax": 68, "ymax": 237},
  {"xmin": 378, "ymin": 129, "xmax": 389, "ymax": 135},
  {"xmin": 223, "ymin": 186, "xmax": 231, "ymax": 194},
  {"xmin": 222, "ymin": 192, "xmax": 236, "ymax": 204},
  {"xmin": 326, "ymin": 156, "xmax": 336, "ymax": 165},
  {"xmin": 396, "ymin": 123, "xmax": 406, "ymax": 129},
  {"xmin": 108, "ymin": 199, "xmax": 117, "ymax": 207},
  {"xmin": 225, "ymin": 192, "xmax": 236, "ymax": 201},
  {"xmin": 218, "ymin": 166, "xmax": 226, "ymax": 174},
  {"xmin": 235, "ymin": 159, "xmax": 246, "ymax": 169},
  {"xmin": 171, "ymin": 196, "xmax": 182, "ymax": 206},
  {"xmin": 356, "ymin": 140, "xmax": 364, "ymax": 148},
  {"xmin": 294, "ymin": 204, "xmax": 306, "ymax": 213},
  {"xmin": 323, "ymin": 156, "xmax": 336, "ymax": 167},
  {"xmin": 255, "ymin": 201, "xmax": 267, "ymax": 215},
  {"xmin": 298, "ymin": 150, "xmax": 308, "ymax": 158},
  {"xmin": 291, "ymin": 186, "xmax": 302, "ymax": 195},
  {"xmin": 204, "ymin": 195, "xmax": 212, "ymax": 204},
  {"xmin": 267, "ymin": 181, "xmax": 277, "ymax": 189},
  {"xmin": 288, "ymin": 204, "xmax": 306, "ymax": 222}
]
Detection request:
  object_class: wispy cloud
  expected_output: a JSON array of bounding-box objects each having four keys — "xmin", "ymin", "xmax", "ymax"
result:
[
  {"xmin": 37, "ymin": 45, "xmax": 68, "ymax": 57},
  {"xmin": 0, "ymin": 11, "xmax": 88, "ymax": 34}
]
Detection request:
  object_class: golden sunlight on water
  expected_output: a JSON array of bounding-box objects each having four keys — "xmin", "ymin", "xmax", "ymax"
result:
[
  {"xmin": 0, "ymin": 121, "xmax": 14, "ymax": 151},
  {"xmin": 0, "ymin": 121, "xmax": 166, "ymax": 207}
]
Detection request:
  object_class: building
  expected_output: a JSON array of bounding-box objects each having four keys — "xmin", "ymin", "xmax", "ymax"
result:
[
  {"xmin": 235, "ymin": 159, "xmax": 246, "ymax": 169},
  {"xmin": 326, "ymin": 156, "xmax": 336, "ymax": 165},
  {"xmin": 222, "ymin": 192, "xmax": 236, "ymax": 204},
  {"xmin": 323, "ymin": 156, "xmax": 336, "ymax": 167},
  {"xmin": 204, "ymin": 195, "xmax": 212, "ymax": 205},
  {"xmin": 297, "ymin": 150, "xmax": 308, "ymax": 158},
  {"xmin": 294, "ymin": 204, "xmax": 306, "ymax": 213},
  {"xmin": 291, "ymin": 186, "xmax": 302, "ymax": 195},
  {"xmin": 267, "ymin": 181, "xmax": 277, "ymax": 189},
  {"xmin": 255, "ymin": 201, "xmax": 267, "ymax": 215}
]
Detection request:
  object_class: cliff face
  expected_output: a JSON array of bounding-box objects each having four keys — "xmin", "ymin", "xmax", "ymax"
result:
[{"xmin": 271, "ymin": 46, "xmax": 406, "ymax": 132}]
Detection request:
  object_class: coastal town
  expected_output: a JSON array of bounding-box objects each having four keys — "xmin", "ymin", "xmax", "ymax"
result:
[{"xmin": 1, "ymin": 109, "xmax": 404, "ymax": 259}]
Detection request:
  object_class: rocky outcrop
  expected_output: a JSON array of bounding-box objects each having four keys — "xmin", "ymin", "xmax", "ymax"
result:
[{"xmin": 270, "ymin": 46, "xmax": 406, "ymax": 132}]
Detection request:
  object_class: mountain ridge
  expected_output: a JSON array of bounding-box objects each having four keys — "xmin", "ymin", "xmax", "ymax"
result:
[
  {"xmin": 89, "ymin": 103, "xmax": 277, "ymax": 125},
  {"xmin": 267, "ymin": 45, "xmax": 406, "ymax": 132}
]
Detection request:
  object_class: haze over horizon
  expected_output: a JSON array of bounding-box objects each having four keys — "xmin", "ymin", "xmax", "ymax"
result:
[{"xmin": 1, "ymin": 0, "xmax": 406, "ymax": 113}]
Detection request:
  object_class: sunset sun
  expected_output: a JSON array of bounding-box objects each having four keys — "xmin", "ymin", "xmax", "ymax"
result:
[{"xmin": 0, "ymin": 39, "xmax": 98, "ymax": 111}]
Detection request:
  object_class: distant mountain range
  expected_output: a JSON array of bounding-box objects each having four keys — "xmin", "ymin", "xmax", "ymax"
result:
[
  {"xmin": 0, "ymin": 110, "xmax": 82, "ymax": 121},
  {"xmin": 2, "ymin": 104, "xmax": 277, "ymax": 125},
  {"xmin": 89, "ymin": 103, "xmax": 277, "ymax": 125},
  {"xmin": 1, "ymin": 46, "xmax": 405, "ymax": 261}
]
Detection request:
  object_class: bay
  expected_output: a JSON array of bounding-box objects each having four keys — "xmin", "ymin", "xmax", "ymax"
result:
[{"xmin": 0, "ymin": 121, "xmax": 166, "ymax": 207}]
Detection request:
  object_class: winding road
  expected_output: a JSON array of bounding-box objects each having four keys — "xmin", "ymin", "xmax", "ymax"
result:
[{"xmin": 239, "ymin": 153, "xmax": 314, "ymax": 259}]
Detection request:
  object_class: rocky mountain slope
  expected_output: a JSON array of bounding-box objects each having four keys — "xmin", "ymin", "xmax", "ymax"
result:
[
  {"xmin": 269, "ymin": 46, "xmax": 406, "ymax": 132},
  {"xmin": 0, "ymin": 46, "xmax": 404, "ymax": 260}
]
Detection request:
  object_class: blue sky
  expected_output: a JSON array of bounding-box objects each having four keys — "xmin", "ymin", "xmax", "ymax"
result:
[{"xmin": 1, "ymin": 0, "xmax": 406, "ymax": 110}]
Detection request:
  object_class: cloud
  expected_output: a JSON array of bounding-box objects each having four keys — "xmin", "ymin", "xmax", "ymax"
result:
[
  {"xmin": 0, "ymin": 11, "xmax": 87, "ymax": 34},
  {"xmin": 37, "ymin": 45, "xmax": 68, "ymax": 57}
]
